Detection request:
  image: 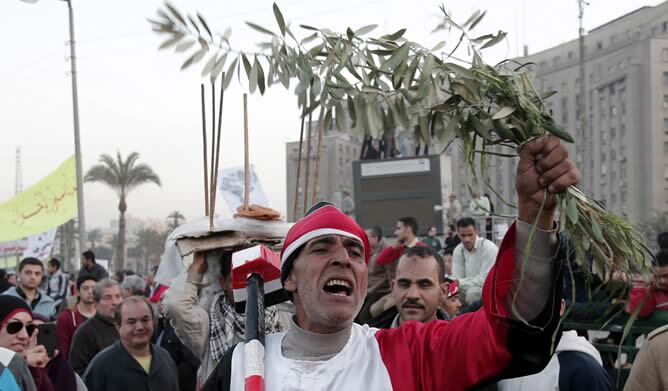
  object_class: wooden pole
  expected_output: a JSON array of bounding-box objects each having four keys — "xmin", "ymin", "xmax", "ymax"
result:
[
  {"xmin": 292, "ymin": 109, "xmax": 306, "ymax": 221},
  {"xmin": 201, "ymin": 84, "xmax": 209, "ymax": 217},
  {"xmin": 243, "ymin": 93, "xmax": 250, "ymax": 211},
  {"xmin": 302, "ymin": 111, "xmax": 313, "ymax": 215},
  {"xmin": 212, "ymin": 74, "xmax": 225, "ymax": 224},
  {"xmin": 312, "ymin": 107, "xmax": 326, "ymax": 205},
  {"xmin": 209, "ymin": 81, "xmax": 217, "ymax": 230}
]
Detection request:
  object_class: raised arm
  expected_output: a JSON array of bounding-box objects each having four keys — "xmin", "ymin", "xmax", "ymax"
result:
[
  {"xmin": 163, "ymin": 252, "xmax": 211, "ymax": 360},
  {"xmin": 375, "ymin": 135, "xmax": 579, "ymax": 390}
]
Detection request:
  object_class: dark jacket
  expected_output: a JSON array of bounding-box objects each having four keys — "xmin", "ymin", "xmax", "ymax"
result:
[
  {"xmin": 69, "ymin": 313, "xmax": 119, "ymax": 375},
  {"xmin": 83, "ymin": 340, "xmax": 179, "ymax": 391},
  {"xmin": 153, "ymin": 317, "xmax": 199, "ymax": 391},
  {"xmin": 80, "ymin": 263, "xmax": 109, "ymax": 281}
]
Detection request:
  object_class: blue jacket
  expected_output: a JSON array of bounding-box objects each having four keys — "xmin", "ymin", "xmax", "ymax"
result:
[{"xmin": 2, "ymin": 286, "xmax": 57, "ymax": 320}]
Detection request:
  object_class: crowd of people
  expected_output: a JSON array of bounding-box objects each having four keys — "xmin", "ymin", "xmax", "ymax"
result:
[{"xmin": 0, "ymin": 136, "xmax": 665, "ymax": 390}]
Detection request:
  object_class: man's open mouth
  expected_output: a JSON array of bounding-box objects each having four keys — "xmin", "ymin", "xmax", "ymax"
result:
[{"xmin": 322, "ymin": 279, "xmax": 353, "ymax": 296}]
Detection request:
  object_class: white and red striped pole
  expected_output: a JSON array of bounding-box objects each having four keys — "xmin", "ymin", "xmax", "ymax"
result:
[
  {"xmin": 243, "ymin": 273, "xmax": 265, "ymax": 391},
  {"xmin": 232, "ymin": 245, "xmax": 284, "ymax": 391}
]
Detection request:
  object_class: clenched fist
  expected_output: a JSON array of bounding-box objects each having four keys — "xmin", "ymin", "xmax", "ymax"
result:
[{"xmin": 515, "ymin": 135, "xmax": 580, "ymax": 230}]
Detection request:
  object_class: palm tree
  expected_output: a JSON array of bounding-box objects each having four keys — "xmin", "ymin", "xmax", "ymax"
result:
[
  {"xmin": 87, "ymin": 228, "xmax": 102, "ymax": 250},
  {"xmin": 166, "ymin": 210, "xmax": 185, "ymax": 231},
  {"xmin": 85, "ymin": 152, "xmax": 161, "ymax": 272}
]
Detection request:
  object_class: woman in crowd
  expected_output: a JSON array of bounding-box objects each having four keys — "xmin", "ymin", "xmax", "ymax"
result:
[{"xmin": 0, "ymin": 295, "xmax": 85, "ymax": 391}]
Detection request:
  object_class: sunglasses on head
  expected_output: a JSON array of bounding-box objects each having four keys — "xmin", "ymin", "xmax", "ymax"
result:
[{"xmin": 5, "ymin": 321, "xmax": 36, "ymax": 336}]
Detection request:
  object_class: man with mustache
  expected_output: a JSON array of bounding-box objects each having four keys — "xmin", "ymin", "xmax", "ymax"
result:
[
  {"xmin": 370, "ymin": 246, "xmax": 451, "ymax": 328},
  {"xmin": 203, "ymin": 135, "xmax": 579, "ymax": 391}
]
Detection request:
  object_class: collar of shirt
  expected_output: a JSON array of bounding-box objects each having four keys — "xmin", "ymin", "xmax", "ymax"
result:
[
  {"xmin": 16, "ymin": 286, "xmax": 41, "ymax": 308},
  {"xmin": 406, "ymin": 237, "xmax": 419, "ymax": 248}
]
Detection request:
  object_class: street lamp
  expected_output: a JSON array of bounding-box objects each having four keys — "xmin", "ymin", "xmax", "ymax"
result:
[{"xmin": 21, "ymin": 0, "xmax": 87, "ymax": 265}]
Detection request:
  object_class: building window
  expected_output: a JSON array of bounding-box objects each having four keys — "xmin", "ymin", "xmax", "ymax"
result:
[
  {"xmin": 568, "ymin": 51, "xmax": 574, "ymax": 60},
  {"xmin": 664, "ymin": 119, "xmax": 668, "ymax": 133},
  {"xmin": 602, "ymin": 164, "xmax": 607, "ymax": 175},
  {"xmin": 610, "ymin": 105, "xmax": 617, "ymax": 117},
  {"xmin": 611, "ymin": 127, "xmax": 616, "ymax": 138},
  {"xmin": 621, "ymin": 124, "xmax": 626, "ymax": 137},
  {"xmin": 664, "ymin": 72, "xmax": 668, "ymax": 86},
  {"xmin": 596, "ymin": 41, "xmax": 603, "ymax": 50},
  {"xmin": 663, "ymin": 48, "xmax": 668, "ymax": 62},
  {"xmin": 602, "ymin": 153, "xmax": 607, "ymax": 162},
  {"xmin": 611, "ymin": 150, "xmax": 617, "ymax": 161},
  {"xmin": 664, "ymin": 21, "xmax": 668, "ymax": 33}
]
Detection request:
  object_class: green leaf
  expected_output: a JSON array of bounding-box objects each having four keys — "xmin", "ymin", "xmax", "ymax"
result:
[
  {"xmin": 469, "ymin": 10, "xmax": 487, "ymax": 30},
  {"xmin": 188, "ymin": 15, "xmax": 201, "ymax": 36},
  {"xmin": 249, "ymin": 57, "xmax": 259, "ymax": 93},
  {"xmin": 541, "ymin": 90, "xmax": 558, "ymax": 100},
  {"xmin": 492, "ymin": 106, "xmax": 516, "ymax": 120},
  {"xmin": 591, "ymin": 220, "xmax": 605, "ymax": 243},
  {"xmin": 383, "ymin": 44, "xmax": 410, "ymax": 72},
  {"xmin": 418, "ymin": 115, "xmax": 430, "ymax": 143},
  {"xmin": 346, "ymin": 27, "xmax": 355, "ymax": 40},
  {"xmin": 223, "ymin": 57, "xmax": 238, "ymax": 90},
  {"xmin": 335, "ymin": 102, "xmax": 346, "ymax": 131},
  {"xmin": 197, "ymin": 13, "xmax": 213, "ymax": 39},
  {"xmin": 272, "ymin": 3, "xmax": 286, "ymax": 36},
  {"xmin": 443, "ymin": 62, "xmax": 475, "ymax": 79},
  {"xmin": 481, "ymin": 31, "xmax": 507, "ymax": 49},
  {"xmin": 181, "ymin": 48, "xmax": 206, "ymax": 70},
  {"xmin": 241, "ymin": 54, "xmax": 252, "ymax": 78},
  {"xmin": 201, "ymin": 54, "xmax": 219, "ymax": 77},
  {"xmin": 301, "ymin": 32, "xmax": 319, "ymax": 45},
  {"xmin": 246, "ymin": 22, "xmax": 275, "ymax": 36},
  {"xmin": 382, "ymin": 28, "xmax": 406, "ymax": 41},
  {"xmin": 566, "ymin": 196, "xmax": 579, "ymax": 225},
  {"xmin": 441, "ymin": 117, "xmax": 458, "ymax": 143},
  {"xmin": 255, "ymin": 57, "xmax": 266, "ymax": 94},
  {"xmin": 431, "ymin": 41, "xmax": 447, "ymax": 51},
  {"xmin": 210, "ymin": 53, "xmax": 228, "ymax": 80},
  {"xmin": 175, "ymin": 40, "xmax": 195, "ymax": 53},
  {"xmin": 299, "ymin": 24, "xmax": 319, "ymax": 31},
  {"xmin": 164, "ymin": 2, "xmax": 187, "ymax": 27},
  {"xmin": 355, "ymin": 24, "xmax": 378, "ymax": 36},
  {"xmin": 158, "ymin": 34, "xmax": 183, "ymax": 50}
]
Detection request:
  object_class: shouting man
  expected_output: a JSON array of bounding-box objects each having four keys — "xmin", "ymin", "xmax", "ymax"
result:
[{"xmin": 203, "ymin": 135, "xmax": 579, "ymax": 391}]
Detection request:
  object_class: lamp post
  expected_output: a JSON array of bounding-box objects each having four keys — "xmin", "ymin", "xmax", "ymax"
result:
[{"xmin": 22, "ymin": 0, "xmax": 87, "ymax": 265}]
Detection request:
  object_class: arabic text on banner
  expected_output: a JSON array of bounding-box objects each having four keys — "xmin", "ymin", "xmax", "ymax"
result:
[{"xmin": 0, "ymin": 156, "xmax": 77, "ymax": 242}]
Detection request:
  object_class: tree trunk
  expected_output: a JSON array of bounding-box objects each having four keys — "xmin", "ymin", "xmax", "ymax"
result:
[{"xmin": 117, "ymin": 196, "xmax": 127, "ymax": 272}]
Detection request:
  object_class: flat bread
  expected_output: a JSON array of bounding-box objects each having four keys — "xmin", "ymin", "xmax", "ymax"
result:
[{"xmin": 234, "ymin": 204, "xmax": 281, "ymax": 221}]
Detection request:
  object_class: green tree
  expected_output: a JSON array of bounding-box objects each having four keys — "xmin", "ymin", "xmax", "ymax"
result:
[
  {"xmin": 134, "ymin": 227, "xmax": 169, "ymax": 275},
  {"xmin": 166, "ymin": 210, "xmax": 185, "ymax": 231},
  {"xmin": 85, "ymin": 152, "xmax": 161, "ymax": 272},
  {"xmin": 87, "ymin": 228, "xmax": 102, "ymax": 250}
]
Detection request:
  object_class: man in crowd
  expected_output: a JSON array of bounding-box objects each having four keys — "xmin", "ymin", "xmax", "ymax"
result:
[
  {"xmin": 83, "ymin": 296, "xmax": 179, "ymax": 391},
  {"xmin": 440, "ymin": 279, "xmax": 462, "ymax": 320},
  {"xmin": 202, "ymin": 133, "xmax": 580, "ymax": 390},
  {"xmin": 469, "ymin": 191, "xmax": 491, "ymax": 234},
  {"xmin": 443, "ymin": 223, "xmax": 461, "ymax": 252},
  {"xmin": 357, "ymin": 226, "xmax": 391, "ymax": 324},
  {"xmin": 121, "ymin": 275, "xmax": 146, "ymax": 298},
  {"xmin": 144, "ymin": 266, "xmax": 159, "ymax": 297},
  {"xmin": 625, "ymin": 250, "xmax": 668, "ymax": 318},
  {"xmin": 6, "ymin": 272, "xmax": 18, "ymax": 288},
  {"xmin": 498, "ymin": 300, "xmax": 613, "ymax": 390},
  {"xmin": 372, "ymin": 246, "xmax": 450, "ymax": 328},
  {"xmin": 56, "ymin": 274, "xmax": 97, "ymax": 360},
  {"xmin": 446, "ymin": 192, "xmax": 462, "ymax": 225},
  {"xmin": 443, "ymin": 248, "xmax": 453, "ymax": 276},
  {"xmin": 3, "ymin": 258, "xmax": 56, "ymax": 320},
  {"xmin": 79, "ymin": 250, "xmax": 109, "ymax": 281},
  {"xmin": 452, "ymin": 217, "xmax": 499, "ymax": 305},
  {"xmin": 70, "ymin": 278, "xmax": 122, "ymax": 375},
  {"xmin": 658, "ymin": 231, "xmax": 668, "ymax": 251},
  {"xmin": 422, "ymin": 226, "xmax": 442, "ymax": 253},
  {"xmin": 164, "ymin": 250, "xmax": 283, "ymax": 386},
  {"xmin": 625, "ymin": 324, "xmax": 668, "ymax": 390},
  {"xmin": 0, "ymin": 269, "xmax": 13, "ymax": 293},
  {"xmin": 376, "ymin": 216, "xmax": 425, "ymax": 267},
  {"xmin": 45, "ymin": 258, "xmax": 68, "ymax": 305}
]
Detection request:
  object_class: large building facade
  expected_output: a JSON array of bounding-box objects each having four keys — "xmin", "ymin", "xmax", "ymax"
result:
[
  {"xmin": 477, "ymin": 3, "xmax": 668, "ymax": 223},
  {"xmin": 286, "ymin": 129, "xmax": 360, "ymax": 222}
]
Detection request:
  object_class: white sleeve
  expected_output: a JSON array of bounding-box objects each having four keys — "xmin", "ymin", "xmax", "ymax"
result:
[
  {"xmin": 164, "ymin": 270, "xmax": 210, "ymax": 360},
  {"xmin": 451, "ymin": 245, "xmax": 465, "ymax": 280}
]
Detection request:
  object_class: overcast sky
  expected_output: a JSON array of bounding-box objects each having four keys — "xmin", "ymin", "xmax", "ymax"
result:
[{"xmin": 0, "ymin": 0, "xmax": 662, "ymax": 230}]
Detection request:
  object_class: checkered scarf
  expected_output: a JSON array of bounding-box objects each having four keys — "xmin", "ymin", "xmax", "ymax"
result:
[{"xmin": 208, "ymin": 290, "xmax": 282, "ymax": 364}]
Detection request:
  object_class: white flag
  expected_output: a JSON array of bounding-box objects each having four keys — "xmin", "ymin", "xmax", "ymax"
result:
[
  {"xmin": 218, "ymin": 165, "xmax": 269, "ymax": 212},
  {"xmin": 21, "ymin": 228, "xmax": 57, "ymax": 260}
]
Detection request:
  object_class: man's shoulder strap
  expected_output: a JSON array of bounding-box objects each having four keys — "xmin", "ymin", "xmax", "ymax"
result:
[{"xmin": 647, "ymin": 324, "xmax": 668, "ymax": 340}]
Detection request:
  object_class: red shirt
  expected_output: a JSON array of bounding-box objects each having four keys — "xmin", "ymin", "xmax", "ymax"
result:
[
  {"xmin": 376, "ymin": 240, "xmax": 427, "ymax": 265},
  {"xmin": 56, "ymin": 307, "xmax": 89, "ymax": 359},
  {"xmin": 626, "ymin": 282, "xmax": 668, "ymax": 318}
]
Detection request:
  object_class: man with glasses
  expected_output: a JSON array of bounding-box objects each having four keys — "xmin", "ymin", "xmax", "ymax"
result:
[{"xmin": 69, "ymin": 278, "xmax": 122, "ymax": 375}]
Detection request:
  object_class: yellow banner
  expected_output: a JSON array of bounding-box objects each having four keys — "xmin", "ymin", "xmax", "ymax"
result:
[{"xmin": 0, "ymin": 155, "xmax": 77, "ymax": 241}]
